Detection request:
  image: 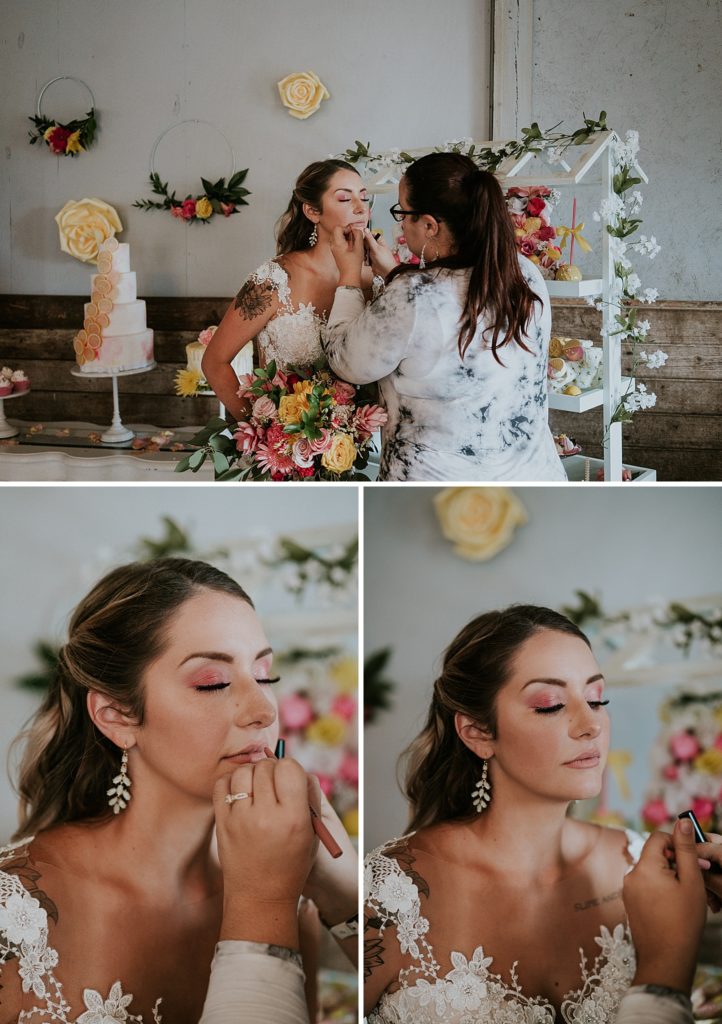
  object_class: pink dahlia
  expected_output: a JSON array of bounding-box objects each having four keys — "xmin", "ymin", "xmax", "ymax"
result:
[
  {"xmin": 354, "ymin": 404, "xmax": 388, "ymax": 439},
  {"xmin": 332, "ymin": 381, "xmax": 356, "ymax": 405},
  {"xmin": 255, "ymin": 422, "xmax": 295, "ymax": 476}
]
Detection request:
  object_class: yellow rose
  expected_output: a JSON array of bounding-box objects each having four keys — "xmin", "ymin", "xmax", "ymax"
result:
[
  {"xmin": 277, "ymin": 71, "xmax": 330, "ymax": 120},
  {"xmin": 434, "ymin": 487, "xmax": 527, "ymax": 562},
  {"xmin": 65, "ymin": 130, "xmax": 84, "ymax": 155},
  {"xmin": 195, "ymin": 197, "xmax": 213, "ymax": 220},
  {"xmin": 693, "ymin": 749, "xmax": 722, "ymax": 775},
  {"xmin": 321, "ymin": 433, "xmax": 356, "ymax": 474},
  {"xmin": 306, "ymin": 714, "xmax": 347, "ymax": 746},
  {"xmin": 331, "ymin": 657, "xmax": 358, "ymax": 694},
  {"xmin": 278, "ymin": 394, "xmax": 303, "ymax": 424},
  {"xmin": 54, "ymin": 198, "xmax": 123, "ymax": 264}
]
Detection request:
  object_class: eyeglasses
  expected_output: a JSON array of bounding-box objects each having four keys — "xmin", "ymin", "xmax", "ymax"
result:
[{"xmin": 389, "ymin": 203, "xmax": 444, "ymax": 224}]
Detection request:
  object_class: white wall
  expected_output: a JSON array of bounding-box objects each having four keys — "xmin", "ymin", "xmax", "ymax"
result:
[
  {"xmin": 531, "ymin": 0, "xmax": 721, "ymax": 301},
  {"xmin": 0, "ymin": 484, "xmax": 358, "ymax": 842},
  {"xmin": 364, "ymin": 485, "xmax": 722, "ymax": 850},
  {"xmin": 0, "ymin": 0, "xmax": 490, "ymax": 297}
]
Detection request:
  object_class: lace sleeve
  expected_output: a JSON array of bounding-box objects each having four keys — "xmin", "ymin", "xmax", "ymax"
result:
[{"xmin": 234, "ymin": 260, "xmax": 291, "ymax": 321}]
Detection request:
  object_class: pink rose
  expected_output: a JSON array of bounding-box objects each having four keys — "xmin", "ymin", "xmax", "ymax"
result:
[
  {"xmin": 233, "ymin": 421, "xmax": 262, "ymax": 454},
  {"xmin": 47, "ymin": 125, "xmax": 72, "ymax": 154},
  {"xmin": 251, "ymin": 396, "xmax": 277, "ymax": 423},
  {"xmin": 331, "ymin": 694, "xmax": 356, "ymax": 722},
  {"xmin": 662, "ymin": 764, "xmax": 679, "ymax": 781},
  {"xmin": 641, "ymin": 798, "xmax": 670, "ymax": 827},
  {"xmin": 692, "ymin": 798, "xmax": 715, "ymax": 827},
  {"xmin": 292, "ymin": 437, "xmax": 316, "ymax": 464},
  {"xmin": 539, "ymin": 224, "xmax": 556, "ymax": 241},
  {"xmin": 520, "ymin": 239, "xmax": 537, "ymax": 257},
  {"xmin": 354, "ymin": 404, "xmax": 388, "ymax": 438},
  {"xmin": 171, "ymin": 205, "xmax": 186, "ymax": 219},
  {"xmin": 332, "ymin": 381, "xmax": 356, "ymax": 405},
  {"xmin": 197, "ymin": 326, "xmax": 218, "ymax": 347},
  {"xmin": 181, "ymin": 198, "xmax": 197, "ymax": 220},
  {"xmin": 309, "ymin": 429, "xmax": 333, "ymax": 454},
  {"xmin": 527, "ymin": 197, "xmax": 546, "ymax": 216},
  {"xmin": 668, "ymin": 731, "xmax": 700, "ymax": 762},
  {"xmin": 221, "ymin": 202, "xmax": 236, "ymax": 218},
  {"xmin": 279, "ymin": 693, "xmax": 314, "ymax": 730},
  {"xmin": 338, "ymin": 750, "xmax": 358, "ymax": 786}
]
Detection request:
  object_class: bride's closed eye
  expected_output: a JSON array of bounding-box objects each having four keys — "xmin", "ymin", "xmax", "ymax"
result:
[
  {"xmin": 534, "ymin": 699, "xmax": 610, "ymax": 715},
  {"xmin": 194, "ymin": 676, "xmax": 281, "ymax": 693}
]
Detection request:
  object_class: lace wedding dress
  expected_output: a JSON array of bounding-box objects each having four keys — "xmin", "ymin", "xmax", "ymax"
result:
[
  {"xmin": 365, "ymin": 829, "xmax": 646, "ymax": 1024},
  {"xmin": 249, "ymin": 260, "xmax": 327, "ymax": 370}
]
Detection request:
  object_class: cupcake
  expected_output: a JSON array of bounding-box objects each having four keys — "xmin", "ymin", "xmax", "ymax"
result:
[
  {"xmin": 0, "ymin": 378, "xmax": 11, "ymax": 397},
  {"xmin": 11, "ymin": 370, "xmax": 29, "ymax": 392}
]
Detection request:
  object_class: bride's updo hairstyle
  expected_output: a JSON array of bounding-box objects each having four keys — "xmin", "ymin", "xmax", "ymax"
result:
[
  {"xmin": 276, "ymin": 158, "xmax": 361, "ymax": 254},
  {"xmin": 14, "ymin": 558, "xmax": 253, "ymax": 838},
  {"xmin": 401, "ymin": 605, "xmax": 592, "ymax": 832},
  {"xmin": 387, "ymin": 152, "xmax": 540, "ymax": 364}
]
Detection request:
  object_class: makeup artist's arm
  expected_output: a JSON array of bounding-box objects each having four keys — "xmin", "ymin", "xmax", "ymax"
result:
[
  {"xmin": 697, "ymin": 834, "xmax": 722, "ymax": 910},
  {"xmin": 301, "ymin": 780, "xmax": 358, "ymax": 966},
  {"xmin": 198, "ymin": 759, "xmax": 317, "ymax": 1024}
]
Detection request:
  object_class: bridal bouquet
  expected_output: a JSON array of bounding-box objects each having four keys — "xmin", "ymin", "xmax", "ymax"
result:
[
  {"xmin": 505, "ymin": 185, "xmax": 562, "ymax": 275},
  {"xmin": 177, "ymin": 361, "xmax": 387, "ymax": 481}
]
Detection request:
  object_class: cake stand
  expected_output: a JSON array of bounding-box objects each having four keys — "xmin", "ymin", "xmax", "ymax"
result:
[
  {"xmin": 71, "ymin": 364, "xmax": 156, "ymax": 443},
  {"xmin": 0, "ymin": 389, "xmax": 30, "ymax": 439}
]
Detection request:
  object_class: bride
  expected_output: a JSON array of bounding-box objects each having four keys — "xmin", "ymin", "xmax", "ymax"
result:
[
  {"xmin": 202, "ymin": 159, "xmax": 379, "ymax": 421},
  {"xmin": 0, "ymin": 558, "xmax": 357, "ymax": 1023},
  {"xmin": 365, "ymin": 604, "xmax": 647, "ymax": 1024}
]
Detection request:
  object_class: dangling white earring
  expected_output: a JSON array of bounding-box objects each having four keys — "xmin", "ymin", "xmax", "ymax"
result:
[
  {"xmin": 471, "ymin": 759, "xmax": 491, "ymax": 813},
  {"xmin": 309, "ymin": 224, "xmax": 318, "ymax": 246},
  {"xmin": 419, "ymin": 242, "xmax": 427, "ymax": 270},
  {"xmin": 108, "ymin": 747, "xmax": 132, "ymax": 814}
]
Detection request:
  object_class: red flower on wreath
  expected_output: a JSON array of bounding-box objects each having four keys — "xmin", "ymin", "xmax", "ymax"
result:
[{"xmin": 46, "ymin": 126, "xmax": 72, "ymax": 154}]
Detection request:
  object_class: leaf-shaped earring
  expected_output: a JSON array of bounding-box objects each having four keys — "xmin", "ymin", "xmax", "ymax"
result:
[
  {"xmin": 471, "ymin": 759, "xmax": 491, "ymax": 813},
  {"xmin": 107, "ymin": 747, "xmax": 132, "ymax": 814}
]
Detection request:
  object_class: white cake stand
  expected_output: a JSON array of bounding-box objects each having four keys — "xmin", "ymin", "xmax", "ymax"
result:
[
  {"xmin": 71, "ymin": 364, "xmax": 156, "ymax": 443},
  {"xmin": 0, "ymin": 388, "xmax": 30, "ymax": 439}
]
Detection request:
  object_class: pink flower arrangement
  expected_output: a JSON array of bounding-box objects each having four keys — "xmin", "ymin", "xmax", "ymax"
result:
[
  {"xmin": 668, "ymin": 730, "xmax": 701, "ymax": 762},
  {"xmin": 279, "ymin": 693, "xmax": 315, "ymax": 731},
  {"xmin": 505, "ymin": 185, "xmax": 562, "ymax": 276}
]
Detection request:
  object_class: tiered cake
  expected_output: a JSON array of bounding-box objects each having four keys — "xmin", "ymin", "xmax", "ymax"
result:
[{"xmin": 73, "ymin": 238, "xmax": 154, "ymax": 373}]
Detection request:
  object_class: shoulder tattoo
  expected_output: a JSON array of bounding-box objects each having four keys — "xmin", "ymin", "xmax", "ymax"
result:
[
  {"xmin": 234, "ymin": 278, "xmax": 276, "ymax": 320},
  {"xmin": 364, "ymin": 912, "xmax": 386, "ymax": 979}
]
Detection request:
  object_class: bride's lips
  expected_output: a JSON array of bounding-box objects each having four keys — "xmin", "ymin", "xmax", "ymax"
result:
[
  {"xmin": 222, "ymin": 745, "xmax": 267, "ymax": 765},
  {"xmin": 563, "ymin": 749, "xmax": 601, "ymax": 769}
]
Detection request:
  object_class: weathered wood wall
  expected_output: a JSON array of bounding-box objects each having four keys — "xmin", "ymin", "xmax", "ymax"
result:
[
  {"xmin": 1, "ymin": 295, "xmax": 720, "ymax": 480},
  {"xmin": 549, "ymin": 299, "xmax": 722, "ymax": 481}
]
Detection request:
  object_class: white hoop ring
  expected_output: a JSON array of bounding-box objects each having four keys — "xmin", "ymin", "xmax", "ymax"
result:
[
  {"xmin": 224, "ymin": 791, "xmax": 252, "ymax": 804},
  {"xmin": 149, "ymin": 119, "xmax": 235, "ymax": 179},
  {"xmin": 36, "ymin": 77, "xmax": 95, "ymax": 119}
]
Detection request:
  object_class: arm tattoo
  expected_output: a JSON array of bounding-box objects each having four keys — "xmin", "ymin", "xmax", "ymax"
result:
[
  {"xmin": 364, "ymin": 916, "xmax": 386, "ymax": 979},
  {"xmin": 574, "ymin": 888, "xmax": 622, "ymax": 911},
  {"xmin": 234, "ymin": 278, "xmax": 275, "ymax": 319}
]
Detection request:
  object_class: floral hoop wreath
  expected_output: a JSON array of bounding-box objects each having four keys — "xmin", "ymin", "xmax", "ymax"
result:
[
  {"xmin": 133, "ymin": 119, "xmax": 250, "ymax": 224},
  {"xmin": 28, "ymin": 77, "xmax": 97, "ymax": 156}
]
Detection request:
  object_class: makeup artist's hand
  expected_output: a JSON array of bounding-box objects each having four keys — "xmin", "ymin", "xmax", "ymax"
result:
[
  {"xmin": 363, "ymin": 229, "xmax": 397, "ymax": 278},
  {"xmin": 330, "ymin": 225, "xmax": 365, "ymax": 287},
  {"xmin": 214, "ymin": 757, "xmax": 318, "ymax": 948},
  {"xmin": 301, "ymin": 779, "xmax": 358, "ymax": 965},
  {"xmin": 697, "ymin": 833, "xmax": 722, "ymax": 910},
  {"xmin": 624, "ymin": 819, "xmax": 706, "ymax": 995}
]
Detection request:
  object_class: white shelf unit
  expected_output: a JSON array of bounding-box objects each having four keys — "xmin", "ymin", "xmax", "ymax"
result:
[{"xmin": 362, "ymin": 132, "xmax": 654, "ymax": 482}]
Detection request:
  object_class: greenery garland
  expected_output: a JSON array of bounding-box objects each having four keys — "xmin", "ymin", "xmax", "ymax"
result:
[
  {"xmin": 28, "ymin": 108, "xmax": 97, "ymax": 156},
  {"xmin": 133, "ymin": 170, "xmax": 250, "ymax": 223}
]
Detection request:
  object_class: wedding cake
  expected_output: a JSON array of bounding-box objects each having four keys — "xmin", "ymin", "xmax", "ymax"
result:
[{"xmin": 73, "ymin": 238, "xmax": 154, "ymax": 373}]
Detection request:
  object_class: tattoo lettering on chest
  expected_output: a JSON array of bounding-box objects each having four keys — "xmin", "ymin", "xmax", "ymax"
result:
[
  {"xmin": 234, "ymin": 279, "xmax": 275, "ymax": 319},
  {"xmin": 574, "ymin": 888, "xmax": 623, "ymax": 911}
]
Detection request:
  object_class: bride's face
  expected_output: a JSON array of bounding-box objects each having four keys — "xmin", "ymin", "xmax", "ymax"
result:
[
  {"xmin": 315, "ymin": 169, "xmax": 370, "ymax": 236},
  {"xmin": 134, "ymin": 589, "xmax": 280, "ymax": 802},
  {"xmin": 489, "ymin": 630, "xmax": 610, "ymax": 803}
]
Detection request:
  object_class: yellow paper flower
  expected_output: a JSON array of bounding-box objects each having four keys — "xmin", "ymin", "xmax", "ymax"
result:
[
  {"xmin": 434, "ymin": 487, "xmax": 528, "ymax": 562},
  {"xmin": 174, "ymin": 368, "xmax": 202, "ymax": 397},
  {"xmin": 342, "ymin": 808, "xmax": 359, "ymax": 837},
  {"xmin": 321, "ymin": 433, "xmax": 356, "ymax": 474},
  {"xmin": 195, "ymin": 197, "xmax": 213, "ymax": 220},
  {"xmin": 331, "ymin": 657, "xmax": 358, "ymax": 694},
  {"xmin": 65, "ymin": 130, "xmax": 84, "ymax": 155},
  {"xmin": 306, "ymin": 714, "xmax": 347, "ymax": 746},
  {"xmin": 54, "ymin": 198, "xmax": 123, "ymax": 264},
  {"xmin": 277, "ymin": 71, "xmax": 330, "ymax": 120},
  {"xmin": 693, "ymin": 749, "xmax": 722, "ymax": 775}
]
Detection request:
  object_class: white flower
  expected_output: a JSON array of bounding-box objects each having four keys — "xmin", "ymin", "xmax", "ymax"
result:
[
  {"xmin": 640, "ymin": 287, "xmax": 659, "ymax": 303},
  {"xmin": 623, "ymin": 383, "xmax": 657, "ymax": 412},
  {"xmin": 76, "ymin": 981, "xmax": 134, "ymax": 1024},
  {"xmin": 0, "ymin": 891, "xmax": 47, "ymax": 947},
  {"xmin": 632, "ymin": 234, "xmax": 661, "ymax": 259},
  {"xmin": 595, "ymin": 195, "xmax": 625, "ymax": 224},
  {"xmin": 17, "ymin": 937, "xmax": 59, "ymax": 998},
  {"xmin": 627, "ymin": 190, "xmax": 644, "ymax": 214},
  {"xmin": 637, "ymin": 319, "xmax": 651, "ymax": 335},
  {"xmin": 376, "ymin": 873, "xmax": 419, "ymax": 915},
  {"xmin": 639, "ymin": 349, "xmax": 668, "ymax": 369},
  {"xmin": 625, "ymin": 273, "xmax": 641, "ymax": 295},
  {"xmin": 445, "ymin": 948, "xmax": 493, "ymax": 1010}
]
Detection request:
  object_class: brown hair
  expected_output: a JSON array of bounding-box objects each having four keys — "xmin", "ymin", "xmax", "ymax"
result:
[
  {"xmin": 388, "ymin": 152, "xmax": 540, "ymax": 363},
  {"xmin": 13, "ymin": 558, "xmax": 253, "ymax": 838},
  {"xmin": 276, "ymin": 159, "xmax": 361, "ymax": 255},
  {"xmin": 401, "ymin": 605, "xmax": 592, "ymax": 832}
]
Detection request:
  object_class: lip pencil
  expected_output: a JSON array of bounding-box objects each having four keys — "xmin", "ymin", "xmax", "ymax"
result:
[{"xmin": 269, "ymin": 739, "xmax": 343, "ymax": 859}]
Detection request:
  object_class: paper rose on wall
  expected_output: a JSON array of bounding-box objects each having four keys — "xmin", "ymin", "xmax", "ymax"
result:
[
  {"xmin": 54, "ymin": 198, "xmax": 122, "ymax": 264},
  {"xmin": 277, "ymin": 71, "xmax": 329, "ymax": 120},
  {"xmin": 434, "ymin": 487, "xmax": 527, "ymax": 562}
]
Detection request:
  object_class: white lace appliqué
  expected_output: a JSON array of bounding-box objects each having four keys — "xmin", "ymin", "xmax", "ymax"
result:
[
  {"xmin": 0, "ymin": 841, "xmax": 162, "ymax": 1023},
  {"xmin": 251, "ymin": 260, "xmax": 327, "ymax": 369},
  {"xmin": 366, "ymin": 832, "xmax": 642, "ymax": 1024}
]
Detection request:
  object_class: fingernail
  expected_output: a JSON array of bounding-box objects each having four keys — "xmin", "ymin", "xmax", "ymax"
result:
[
  {"xmin": 679, "ymin": 818, "xmax": 693, "ymax": 834},
  {"xmin": 699, "ymin": 858, "xmax": 712, "ymax": 869}
]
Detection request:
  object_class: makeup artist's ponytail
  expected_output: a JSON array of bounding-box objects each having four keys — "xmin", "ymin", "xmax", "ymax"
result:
[{"xmin": 401, "ymin": 605, "xmax": 591, "ymax": 832}]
